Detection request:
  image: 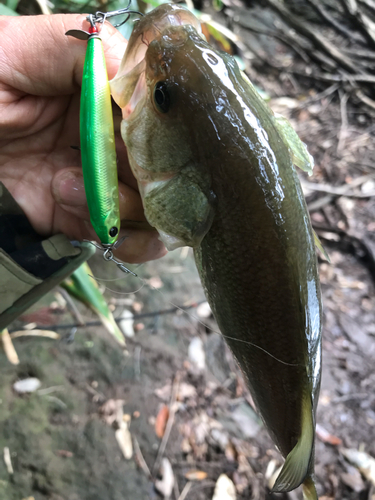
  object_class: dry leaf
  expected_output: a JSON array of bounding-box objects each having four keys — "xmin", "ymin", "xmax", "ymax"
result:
[
  {"xmin": 178, "ymin": 383, "xmax": 197, "ymax": 401},
  {"xmin": 155, "ymin": 405, "xmax": 169, "ymax": 438},
  {"xmin": 100, "ymin": 399, "xmax": 125, "ymax": 426},
  {"xmin": 1, "ymin": 329, "xmax": 19, "ymax": 365},
  {"xmin": 188, "ymin": 337, "xmax": 206, "ymax": 371},
  {"xmin": 155, "ymin": 383, "xmax": 172, "ymax": 401},
  {"xmin": 13, "ymin": 378, "xmax": 41, "ymax": 394},
  {"xmin": 148, "ymin": 276, "xmax": 164, "ymax": 289},
  {"xmin": 341, "ymin": 448, "xmax": 375, "ymax": 486},
  {"xmin": 55, "ymin": 450, "xmax": 73, "ymax": 458},
  {"xmin": 196, "ymin": 302, "xmax": 212, "ymax": 318},
  {"xmin": 316, "ymin": 424, "xmax": 342, "ymax": 446},
  {"xmin": 341, "ymin": 467, "xmax": 365, "ymax": 492},
  {"xmin": 118, "ymin": 309, "xmax": 134, "ymax": 338},
  {"xmin": 155, "ymin": 457, "xmax": 174, "ymax": 499},
  {"xmin": 185, "ymin": 470, "xmax": 208, "ymax": 481},
  {"xmin": 212, "ymin": 474, "xmax": 236, "ymax": 500},
  {"xmin": 115, "ymin": 421, "xmax": 133, "ymax": 460}
]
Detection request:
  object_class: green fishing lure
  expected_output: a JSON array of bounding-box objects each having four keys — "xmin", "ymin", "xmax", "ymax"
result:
[{"xmin": 66, "ymin": 16, "xmax": 120, "ymax": 247}]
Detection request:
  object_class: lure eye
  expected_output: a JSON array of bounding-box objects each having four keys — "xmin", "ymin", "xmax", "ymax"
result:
[
  {"xmin": 109, "ymin": 227, "xmax": 118, "ymax": 238},
  {"xmin": 153, "ymin": 82, "xmax": 170, "ymax": 113}
]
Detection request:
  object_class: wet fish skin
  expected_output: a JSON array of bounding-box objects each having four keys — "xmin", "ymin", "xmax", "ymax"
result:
[{"xmin": 110, "ymin": 5, "xmax": 322, "ymax": 497}]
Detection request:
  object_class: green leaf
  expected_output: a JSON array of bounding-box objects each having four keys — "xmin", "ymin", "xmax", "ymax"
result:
[
  {"xmin": 212, "ymin": 0, "xmax": 223, "ymax": 11},
  {"xmin": 6, "ymin": 0, "xmax": 19, "ymax": 11},
  {"xmin": 0, "ymin": 3, "xmax": 19, "ymax": 15},
  {"xmin": 62, "ymin": 262, "xmax": 126, "ymax": 346}
]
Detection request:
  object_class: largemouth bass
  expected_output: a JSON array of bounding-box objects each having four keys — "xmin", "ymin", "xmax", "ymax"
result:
[{"xmin": 110, "ymin": 5, "xmax": 322, "ymax": 498}]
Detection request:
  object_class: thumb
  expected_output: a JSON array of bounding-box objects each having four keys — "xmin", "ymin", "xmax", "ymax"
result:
[{"xmin": 0, "ymin": 13, "xmax": 127, "ymax": 96}]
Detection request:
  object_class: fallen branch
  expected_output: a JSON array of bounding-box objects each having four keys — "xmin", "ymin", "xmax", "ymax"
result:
[
  {"xmin": 1, "ymin": 329, "xmax": 19, "ymax": 365},
  {"xmin": 264, "ymin": 0, "xmax": 362, "ymax": 72},
  {"xmin": 153, "ymin": 372, "xmax": 181, "ymax": 476},
  {"xmin": 133, "ymin": 436, "xmax": 152, "ymax": 479}
]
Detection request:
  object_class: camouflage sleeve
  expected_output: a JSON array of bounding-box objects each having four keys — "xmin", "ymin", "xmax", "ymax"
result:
[{"xmin": 0, "ymin": 183, "xmax": 95, "ymax": 330}]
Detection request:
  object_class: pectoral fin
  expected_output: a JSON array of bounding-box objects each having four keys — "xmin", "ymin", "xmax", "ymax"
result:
[
  {"xmin": 313, "ymin": 229, "xmax": 330, "ymax": 263},
  {"xmin": 274, "ymin": 114, "xmax": 314, "ymax": 176},
  {"xmin": 272, "ymin": 393, "xmax": 315, "ymax": 493}
]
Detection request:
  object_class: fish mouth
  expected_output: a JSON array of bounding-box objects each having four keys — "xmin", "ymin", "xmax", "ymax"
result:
[{"xmin": 110, "ymin": 4, "xmax": 201, "ymax": 115}]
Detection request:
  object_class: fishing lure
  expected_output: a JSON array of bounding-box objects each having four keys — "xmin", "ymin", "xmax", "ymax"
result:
[{"xmin": 65, "ymin": 6, "xmax": 141, "ymax": 274}]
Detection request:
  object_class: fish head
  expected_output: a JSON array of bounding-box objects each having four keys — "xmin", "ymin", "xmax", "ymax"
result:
[{"xmin": 110, "ymin": 4, "xmax": 230, "ymax": 249}]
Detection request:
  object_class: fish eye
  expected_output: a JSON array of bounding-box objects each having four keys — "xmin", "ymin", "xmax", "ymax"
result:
[{"xmin": 153, "ymin": 82, "xmax": 170, "ymax": 113}]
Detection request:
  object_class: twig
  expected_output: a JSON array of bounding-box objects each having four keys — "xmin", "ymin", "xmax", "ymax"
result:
[
  {"xmin": 35, "ymin": 0, "xmax": 52, "ymax": 15},
  {"xmin": 337, "ymin": 90, "xmax": 349, "ymax": 154},
  {"xmin": 174, "ymin": 476, "xmax": 181, "ymax": 500},
  {"xmin": 308, "ymin": 194, "xmax": 335, "ymax": 211},
  {"xmin": 153, "ymin": 372, "xmax": 181, "ymax": 475},
  {"xmin": 133, "ymin": 436, "xmax": 152, "ymax": 479},
  {"xmin": 296, "ymin": 83, "xmax": 340, "ymax": 108},
  {"xmin": 313, "ymin": 224, "xmax": 375, "ymax": 283},
  {"xmin": 3, "ymin": 447, "xmax": 13, "ymax": 474},
  {"xmin": 356, "ymin": 89, "xmax": 375, "ymax": 109},
  {"xmin": 302, "ymin": 172, "xmax": 375, "ymax": 196},
  {"xmin": 134, "ymin": 346, "xmax": 141, "ymax": 381},
  {"xmin": 305, "ymin": 0, "xmax": 365, "ymax": 43},
  {"xmin": 339, "ymin": 0, "xmax": 375, "ymax": 48},
  {"xmin": 291, "ymin": 69, "xmax": 375, "ymax": 83},
  {"xmin": 264, "ymin": 0, "xmax": 362, "ymax": 73},
  {"xmin": 177, "ymin": 482, "xmax": 192, "ymax": 500},
  {"xmin": 358, "ymin": 0, "xmax": 375, "ymax": 13},
  {"xmin": 331, "ymin": 392, "xmax": 368, "ymax": 403},
  {"xmin": 57, "ymin": 287, "xmax": 85, "ymax": 326},
  {"xmin": 7, "ymin": 301, "xmax": 206, "ymax": 334},
  {"xmin": 1, "ymin": 329, "xmax": 19, "ymax": 365},
  {"xmin": 10, "ymin": 330, "xmax": 59, "ymax": 340}
]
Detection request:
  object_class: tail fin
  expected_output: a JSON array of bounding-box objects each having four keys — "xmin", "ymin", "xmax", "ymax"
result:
[
  {"xmin": 272, "ymin": 393, "xmax": 315, "ymax": 493},
  {"xmin": 302, "ymin": 475, "xmax": 318, "ymax": 500}
]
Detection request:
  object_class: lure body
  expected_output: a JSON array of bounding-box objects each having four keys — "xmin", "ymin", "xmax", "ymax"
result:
[{"xmin": 67, "ymin": 27, "xmax": 121, "ymax": 246}]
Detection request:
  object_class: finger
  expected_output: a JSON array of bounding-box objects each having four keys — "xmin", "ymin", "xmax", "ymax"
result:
[
  {"xmin": 0, "ymin": 13, "xmax": 126, "ymax": 96},
  {"xmin": 114, "ymin": 229, "xmax": 167, "ymax": 264},
  {"xmin": 51, "ymin": 167, "xmax": 147, "ymax": 222}
]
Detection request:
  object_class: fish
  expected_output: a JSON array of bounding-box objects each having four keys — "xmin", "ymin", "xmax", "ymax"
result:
[{"xmin": 110, "ymin": 4, "xmax": 322, "ymax": 498}]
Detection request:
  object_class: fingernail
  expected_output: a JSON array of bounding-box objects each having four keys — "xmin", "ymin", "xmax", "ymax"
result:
[{"xmin": 53, "ymin": 170, "xmax": 86, "ymax": 207}]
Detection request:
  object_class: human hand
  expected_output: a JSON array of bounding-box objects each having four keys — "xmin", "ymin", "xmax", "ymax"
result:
[{"xmin": 0, "ymin": 13, "xmax": 166, "ymax": 263}]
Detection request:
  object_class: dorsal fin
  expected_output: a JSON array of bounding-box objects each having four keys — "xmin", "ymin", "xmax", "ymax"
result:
[
  {"xmin": 313, "ymin": 229, "xmax": 330, "ymax": 262},
  {"xmin": 274, "ymin": 114, "xmax": 314, "ymax": 176},
  {"xmin": 272, "ymin": 392, "xmax": 315, "ymax": 493}
]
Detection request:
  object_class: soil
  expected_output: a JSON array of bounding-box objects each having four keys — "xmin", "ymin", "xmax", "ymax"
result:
[{"xmin": 1, "ymin": 2, "xmax": 375, "ymax": 500}]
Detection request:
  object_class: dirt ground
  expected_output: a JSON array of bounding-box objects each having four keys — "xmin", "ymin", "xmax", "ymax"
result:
[{"xmin": 1, "ymin": 2, "xmax": 375, "ymax": 500}]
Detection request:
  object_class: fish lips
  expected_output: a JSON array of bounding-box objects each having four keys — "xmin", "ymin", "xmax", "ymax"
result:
[{"xmin": 110, "ymin": 4, "xmax": 202, "ymax": 114}]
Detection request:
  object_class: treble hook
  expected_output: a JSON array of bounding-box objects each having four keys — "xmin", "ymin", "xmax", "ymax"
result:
[
  {"xmin": 89, "ymin": 1, "xmax": 144, "ymax": 29},
  {"xmin": 84, "ymin": 240, "xmax": 138, "ymax": 277}
]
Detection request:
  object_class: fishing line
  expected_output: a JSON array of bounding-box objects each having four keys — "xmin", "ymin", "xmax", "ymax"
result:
[
  {"xmin": 91, "ymin": 267, "xmax": 302, "ymax": 367},
  {"xmin": 100, "ymin": 281, "xmax": 146, "ymax": 295},
  {"xmin": 220, "ymin": 334, "xmax": 303, "ymax": 367}
]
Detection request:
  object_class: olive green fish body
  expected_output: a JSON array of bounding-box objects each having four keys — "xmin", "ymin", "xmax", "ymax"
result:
[
  {"xmin": 80, "ymin": 35, "xmax": 120, "ymax": 245},
  {"xmin": 110, "ymin": 5, "xmax": 322, "ymax": 496}
]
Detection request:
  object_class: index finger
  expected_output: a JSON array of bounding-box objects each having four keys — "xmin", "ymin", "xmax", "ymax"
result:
[{"xmin": 0, "ymin": 13, "xmax": 127, "ymax": 96}]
